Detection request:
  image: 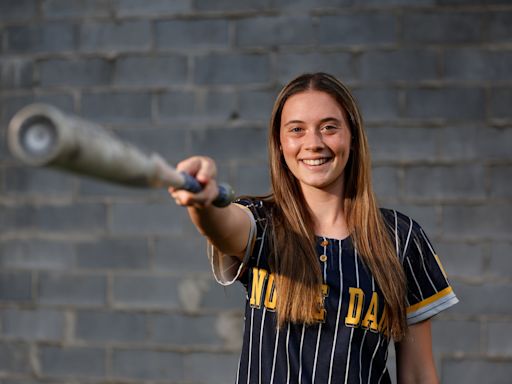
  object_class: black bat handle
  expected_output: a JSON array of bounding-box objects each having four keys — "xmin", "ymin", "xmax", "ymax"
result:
[{"xmin": 180, "ymin": 172, "xmax": 234, "ymax": 207}]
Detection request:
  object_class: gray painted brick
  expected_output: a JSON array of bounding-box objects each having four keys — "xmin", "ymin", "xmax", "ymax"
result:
[
  {"xmin": 475, "ymin": 126, "xmax": 512, "ymax": 161},
  {"xmin": 33, "ymin": 204, "xmax": 107, "ymax": 233},
  {"xmin": 42, "ymin": 0, "xmax": 112, "ymax": 18},
  {"xmin": 390, "ymin": 204, "xmax": 438, "ymax": 236},
  {"xmin": 488, "ymin": 12, "xmax": 512, "ymax": 43},
  {"xmin": 193, "ymin": 0, "xmax": 271, "ymax": 11},
  {"xmin": 189, "ymin": 127, "xmax": 267, "ymax": 162},
  {"xmin": 39, "ymin": 58, "xmax": 113, "ymax": 87},
  {"xmin": 438, "ymin": 125, "xmax": 478, "ymax": 162},
  {"xmin": 112, "ymin": 275, "xmax": 180, "ymax": 309},
  {"xmin": 372, "ymin": 166, "xmax": 400, "ymax": 200},
  {"xmin": 115, "ymin": 0, "xmax": 191, "ymax": 16},
  {"xmin": 0, "ymin": 272, "xmax": 32, "ymax": 302},
  {"xmin": 110, "ymin": 202, "xmax": 186, "ymax": 236},
  {"xmin": 444, "ymin": 50, "xmax": 512, "ymax": 81},
  {"xmin": 366, "ymin": 127, "xmax": 438, "ymax": 163},
  {"xmin": 438, "ymin": 0, "xmax": 511, "ymax": 4},
  {"xmin": 431, "ymin": 320, "xmax": 480, "ymax": 354},
  {"xmin": 0, "ymin": 0, "xmax": 37, "ymax": 21},
  {"xmin": 1, "ymin": 308, "xmax": 65, "ymax": 341},
  {"xmin": 157, "ymin": 90, "xmax": 196, "ymax": 119},
  {"xmin": 488, "ymin": 242, "xmax": 512, "ymax": 279},
  {"xmin": 115, "ymin": 55, "xmax": 188, "ymax": 86},
  {"xmin": 75, "ymin": 310, "xmax": 147, "ymax": 342},
  {"xmin": 81, "ymin": 91, "xmax": 151, "ymax": 123},
  {"xmin": 234, "ymin": 162, "xmax": 271, "ymax": 196},
  {"xmin": 238, "ymin": 90, "xmax": 275, "ymax": 120},
  {"xmin": 488, "ymin": 322, "xmax": 512, "ymax": 355},
  {"xmin": 0, "ymin": 342, "xmax": 31, "ymax": 373},
  {"xmin": 194, "ymin": 53, "xmax": 271, "ymax": 85},
  {"xmin": 4, "ymin": 166, "xmax": 75, "ymax": 197},
  {"xmin": 404, "ymin": 165, "xmax": 485, "ymax": 200},
  {"xmin": 200, "ymin": 278, "xmax": 245, "ymax": 310},
  {"xmin": 184, "ymin": 353, "xmax": 239, "ymax": 383},
  {"xmin": 0, "ymin": 240, "xmax": 75, "ymax": 271},
  {"xmin": 405, "ymin": 87, "xmax": 485, "ymax": 120},
  {"xmin": 236, "ymin": 16, "xmax": 314, "ymax": 47},
  {"xmin": 442, "ymin": 359, "xmax": 512, "ymax": 384},
  {"xmin": 80, "ymin": 21, "xmax": 151, "ymax": 52},
  {"xmin": 78, "ymin": 177, "xmax": 163, "ymax": 198},
  {"xmin": 490, "ymin": 166, "xmax": 512, "ymax": 198},
  {"xmin": 490, "ymin": 88, "xmax": 512, "ymax": 119},
  {"xmin": 354, "ymin": 0, "xmax": 433, "ymax": 3},
  {"xmin": 1, "ymin": 93, "xmax": 74, "ymax": 124},
  {"xmin": 435, "ymin": 241, "xmax": 484, "ymax": 278},
  {"xmin": 317, "ymin": 13, "xmax": 396, "ymax": 46},
  {"xmin": 353, "ymin": 87, "xmax": 400, "ymax": 121},
  {"xmin": 275, "ymin": 0, "xmax": 353, "ymax": 7},
  {"xmin": 115, "ymin": 128, "xmax": 188, "ymax": 164},
  {"xmin": 360, "ymin": 50, "xmax": 438, "ymax": 82},
  {"xmin": 112, "ymin": 349, "xmax": 183, "ymax": 380},
  {"xmin": 0, "ymin": 59, "xmax": 33, "ymax": 90},
  {"xmin": 156, "ymin": 19, "xmax": 229, "ymax": 49},
  {"xmin": 0, "ymin": 205, "xmax": 34, "ymax": 232},
  {"xmin": 151, "ymin": 314, "xmax": 223, "ymax": 345},
  {"xmin": 40, "ymin": 346, "xmax": 105, "ymax": 378},
  {"xmin": 6, "ymin": 23, "xmax": 76, "ymax": 53},
  {"xmin": 276, "ymin": 52, "xmax": 354, "ymax": 85},
  {"xmin": 442, "ymin": 204, "xmax": 512, "ymax": 239},
  {"xmin": 154, "ymin": 236, "xmax": 210, "ymax": 273},
  {"xmin": 38, "ymin": 272, "xmax": 106, "ymax": 306},
  {"xmin": 76, "ymin": 238, "xmax": 149, "ymax": 270},
  {"xmin": 450, "ymin": 281, "xmax": 512, "ymax": 316},
  {"xmin": 403, "ymin": 12, "xmax": 483, "ymax": 44}
]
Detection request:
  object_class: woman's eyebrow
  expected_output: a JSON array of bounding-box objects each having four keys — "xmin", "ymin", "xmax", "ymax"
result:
[{"xmin": 283, "ymin": 117, "xmax": 342, "ymax": 126}]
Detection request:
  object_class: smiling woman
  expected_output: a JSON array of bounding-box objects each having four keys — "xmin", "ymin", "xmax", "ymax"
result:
[{"xmin": 169, "ymin": 73, "xmax": 458, "ymax": 384}]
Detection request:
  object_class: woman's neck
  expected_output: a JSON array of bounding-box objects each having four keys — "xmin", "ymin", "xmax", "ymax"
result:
[{"xmin": 301, "ymin": 184, "xmax": 350, "ymax": 240}]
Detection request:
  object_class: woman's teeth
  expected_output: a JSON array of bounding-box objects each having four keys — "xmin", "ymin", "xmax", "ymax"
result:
[{"xmin": 302, "ymin": 158, "xmax": 329, "ymax": 166}]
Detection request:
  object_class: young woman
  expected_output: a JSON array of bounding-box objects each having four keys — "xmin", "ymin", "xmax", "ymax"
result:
[{"xmin": 170, "ymin": 73, "xmax": 458, "ymax": 384}]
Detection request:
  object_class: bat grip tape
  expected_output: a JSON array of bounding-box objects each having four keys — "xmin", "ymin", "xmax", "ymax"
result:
[{"xmin": 180, "ymin": 172, "xmax": 233, "ymax": 208}]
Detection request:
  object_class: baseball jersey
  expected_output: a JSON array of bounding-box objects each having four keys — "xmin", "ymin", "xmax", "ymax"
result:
[{"xmin": 210, "ymin": 199, "xmax": 458, "ymax": 384}]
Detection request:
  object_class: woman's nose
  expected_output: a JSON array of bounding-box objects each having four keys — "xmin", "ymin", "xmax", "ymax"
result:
[{"xmin": 303, "ymin": 130, "xmax": 324, "ymax": 151}]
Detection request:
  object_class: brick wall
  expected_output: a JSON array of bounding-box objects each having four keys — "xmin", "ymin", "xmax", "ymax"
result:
[{"xmin": 0, "ymin": 0, "xmax": 511, "ymax": 382}]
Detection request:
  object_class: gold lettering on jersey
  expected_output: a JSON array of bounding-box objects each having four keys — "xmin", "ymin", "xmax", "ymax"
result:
[
  {"xmin": 345, "ymin": 287, "xmax": 364, "ymax": 327},
  {"xmin": 250, "ymin": 267, "xmax": 268, "ymax": 308},
  {"xmin": 313, "ymin": 284, "xmax": 330, "ymax": 322},
  {"xmin": 264, "ymin": 273, "xmax": 277, "ymax": 310},
  {"xmin": 361, "ymin": 292, "xmax": 379, "ymax": 332}
]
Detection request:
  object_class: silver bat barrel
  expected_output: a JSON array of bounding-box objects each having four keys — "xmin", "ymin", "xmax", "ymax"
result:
[{"xmin": 7, "ymin": 104, "xmax": 234, "ymax": 206}]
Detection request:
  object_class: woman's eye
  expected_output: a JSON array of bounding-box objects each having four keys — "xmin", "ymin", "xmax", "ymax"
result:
[
  {"xmin": 322, "ymin": 125, "xmax": 338, "ymax": 132},
  {"xmin": 290, "ymin": 127, "xmax": 302, "ymax": 133}
]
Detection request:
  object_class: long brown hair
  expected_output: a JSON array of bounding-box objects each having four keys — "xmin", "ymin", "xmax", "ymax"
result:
[{"xmin": 265, "ymin": 73, "xmax": 407, "ymax": 340}]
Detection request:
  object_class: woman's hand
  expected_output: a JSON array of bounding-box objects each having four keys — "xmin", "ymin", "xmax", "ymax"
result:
[{"xmin": 168, "ymin": 156, "xmax": 219, "ymax": 208}]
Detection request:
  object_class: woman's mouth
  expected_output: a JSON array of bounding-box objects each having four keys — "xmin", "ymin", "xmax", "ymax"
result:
[{"xmin": 301, "ymin": 158, "xmax": 331, "ymax": 166}]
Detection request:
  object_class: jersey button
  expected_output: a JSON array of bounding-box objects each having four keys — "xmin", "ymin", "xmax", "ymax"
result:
[
  {"xmin": 319, "ymin": 254, "xmax": 328, "ymax": 262},
  {"xmin": 320, "ymin": 240, "xmax": 329, "ymax": 247}
]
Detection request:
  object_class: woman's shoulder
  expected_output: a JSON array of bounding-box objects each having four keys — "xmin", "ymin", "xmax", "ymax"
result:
[
  {"xmin": 379, "ymin": 207, "xmax": 426, "ymax": 240},
  {"xmin": 234, "ymin": 196, "xmax": 274, "ymax": 222}
]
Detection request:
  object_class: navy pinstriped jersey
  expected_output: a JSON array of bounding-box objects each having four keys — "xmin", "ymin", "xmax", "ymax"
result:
[{"xmin": 210, "ymin": 199, "xmax": 458, "ymax": 384}]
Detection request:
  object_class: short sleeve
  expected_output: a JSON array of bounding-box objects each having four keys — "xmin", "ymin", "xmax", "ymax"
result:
[
  {"xmin": 209, "ymin": 198, "xmax": 269, "ymax": 286},
  {"xmin": 399, "ymin": 217, "xmax": 459, "ymax": 325}
]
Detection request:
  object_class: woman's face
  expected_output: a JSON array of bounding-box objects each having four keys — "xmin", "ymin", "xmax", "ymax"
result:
[{"xmin": 279, "ymin": 90, "xmax": 352, "ymax": 194}]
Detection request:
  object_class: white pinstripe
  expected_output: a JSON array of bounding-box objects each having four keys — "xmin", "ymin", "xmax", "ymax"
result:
[
  {"xmin": 407, "ymin": 256, "xmax": 424, "ymax": 300},
  {"xmin": 269, "ymin": 326, "xmax": 279, "ymax": 384},
  {"xmin": 286, "ymin": 323, "xmax": 291, "ymax": 384},
  {"xmin": 344, "ymin": 249, "xmax": 360, "ymax": 384},
  {"xmin": 298, "ymin": 324, "xmax": 306, "ymax": 384},
  {"xmin": 414, "ymin": 238, "xmax": 437, "ymax": 292},
  {"xmin": 327, "ymin": 241, "xmax": 344, "ymax": 384},
  {"xmin": 312, "ymin": 238, "xmax": 328, "ymax": 384},
  {"xmin": 402, "ymin": 218, "xmax": 413, "ymax": 263}
]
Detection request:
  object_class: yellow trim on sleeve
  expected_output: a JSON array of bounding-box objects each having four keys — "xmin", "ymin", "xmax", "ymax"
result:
[{"xmin": 406, "ymin": 286, "xmax": 454, "ymax": 314}]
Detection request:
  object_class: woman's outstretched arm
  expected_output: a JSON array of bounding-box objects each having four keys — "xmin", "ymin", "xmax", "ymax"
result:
[{"xmin": 168, "ymin": 156, "xmax": 252, "ymax": 260}]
